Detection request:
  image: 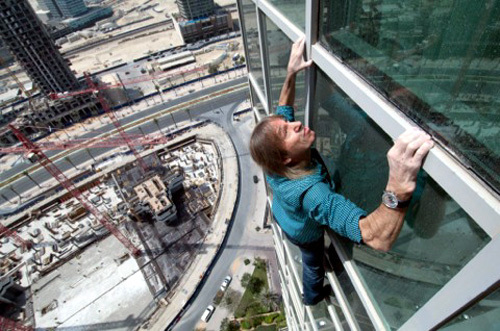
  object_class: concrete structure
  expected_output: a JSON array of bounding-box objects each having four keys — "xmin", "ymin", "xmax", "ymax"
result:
[
  {"xmin": 178, "ymin": 10, "xmax": 234, "ymax": 44},
  {"xmin": 133, "ymin": 175, "xmax": 177, "ymax": 223},
  {"xmin": 177, "ymin": 0, "xmax": 215, "ymax": 21},
  {"xmin": 239, "ymin": 0, "xmax": 500, "ymax": 330}
]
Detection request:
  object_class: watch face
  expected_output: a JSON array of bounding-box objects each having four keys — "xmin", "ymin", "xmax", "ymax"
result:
[{"xmin": 382, "ymin": 191, "xmax": 398, "ymax": 209}]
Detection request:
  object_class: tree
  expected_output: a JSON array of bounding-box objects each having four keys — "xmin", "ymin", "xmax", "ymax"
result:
[
  {"xmin": 23, "ymin": 170, "xmax": 41, "ymax": 188},
  {"xmin": 64, "ymin": 156, "xmax": 78, "ymax": 170},
  {"xmin": 221, "ymin": 288, "xmax": 241, "ymax": 311},
  {"xmin": 9, "ymin": 185, "xmax": 22, "ymax": 200},
  {"xmin": 220, "ymin": 317, "xmax": 240, "ymax": 331},
  {"xmin": 85, "ymin": 148, "xmax": 96, "ymax": 162},
  {"xmin": 208, "ymin": 64, "xmax": 219, "ymax": 75},
  {"xmin": 241, "ymin": 272, "xmax": 252, "ymax": 288},
  {"xmin": 185, "ymin": 108, "xmax": 192, "ymax": 122},
  {"xmin": 247, "ymin": 277, "xmax": 264, "ymax": 294},
  {"xmin": 153, "ymin": 118, "xmax": 162, "ymax": 134},
  {"xmin": 260, "ymin": 290, "xmax": 280, "ymax": 311}
]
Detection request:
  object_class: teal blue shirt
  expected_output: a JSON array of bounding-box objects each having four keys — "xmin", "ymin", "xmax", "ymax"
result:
[{"xmin": 266, "ymin": 105, "xmax": 366, "ymax": 244}]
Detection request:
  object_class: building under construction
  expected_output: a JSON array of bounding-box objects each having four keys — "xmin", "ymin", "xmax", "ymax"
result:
[
  {"xmin": 0, "ymin": 0, "xmax": 99, "ymax": 145},
  {"xmin": 0, "ymin": 129, "xmax": 222, "ymax": 329}
]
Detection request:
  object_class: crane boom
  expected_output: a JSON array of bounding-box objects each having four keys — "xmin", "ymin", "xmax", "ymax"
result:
[
  {"xmin": 8, "ymin": 124, "xmax": 141, "ymax": 256},
  {"xmin": 84, "ymin": 73, "xmax": 149, "ymax": 172},
  {"xmin": 0, "ymin": 132, "xmax": 168, "ymax": 153}
]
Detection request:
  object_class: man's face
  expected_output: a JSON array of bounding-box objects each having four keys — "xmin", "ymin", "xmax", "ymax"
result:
[{"xmin": 271, "ymin": 118, "xmax": 316, "ymax": 164}]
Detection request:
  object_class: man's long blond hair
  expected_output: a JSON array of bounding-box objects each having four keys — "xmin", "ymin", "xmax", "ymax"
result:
[{"xmin": 250, "ymin": 115, "xmax": 314, "ymax": 179}]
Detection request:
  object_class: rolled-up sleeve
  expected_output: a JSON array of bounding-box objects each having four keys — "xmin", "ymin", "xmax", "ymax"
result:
[
  {"xmin": 303, "ymin": 182, "xmax": 366, "ymax": 243},
  {"xmin": 276, "ymin": 105, "xmax": 295, "ymax": 122}
]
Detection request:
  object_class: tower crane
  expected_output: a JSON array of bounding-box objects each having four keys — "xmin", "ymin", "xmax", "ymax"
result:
[{"xmin": 8, "ymin": 124, "xmax": 141, "ymax": 256}]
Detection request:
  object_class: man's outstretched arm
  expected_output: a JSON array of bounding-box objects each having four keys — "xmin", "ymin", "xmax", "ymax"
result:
[
  {"xmin": 359, "ymin": 128, "xmax": 434, "ymax": 251},
  {"xmin": 278, "ymin": 37, "xmax": 312, "ymax": 107}
]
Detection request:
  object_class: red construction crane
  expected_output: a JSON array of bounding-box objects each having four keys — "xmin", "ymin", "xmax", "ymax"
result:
[
  {"xmin": 48, "ymin": 66, "xmax": 206, "ymax": 100},
  {"xmin": 0, "ymin": 316, "xmax": 33, "ymax": 331},
  {"xmin": 83, "ymin": 72, "xmax": 149, "ymax": 172},
  {"xmin": 0, "ymin": 132, "xmax": 168, "ymax": 154},
  {"xmin": 0, "ymin": 224, "xmax": 31, "ymax": 250},
  {"xmin": 8, "ymin": 124, "xmax": 141, "ymax": 257}
]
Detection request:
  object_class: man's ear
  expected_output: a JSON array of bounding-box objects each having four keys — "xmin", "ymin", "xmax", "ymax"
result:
[{"xmin": 283, "ymin": 157, "xmax": 292, "ymax": 165}]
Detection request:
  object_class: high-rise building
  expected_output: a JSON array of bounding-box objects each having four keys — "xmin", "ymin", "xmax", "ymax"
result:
[
  {"xmin": 0, "ymin": 0, "xmax": 80, "ymax": 96},
  {"xmin": 0, "ymin": 0, "xmax": 99, "ymax": 144},
  {"xmin": 39, "ymin": 0, "xmax": 88, "ymax": 19},
  {"xmin": 238, "ymin": 0, "xmax": 500, "ymax": 330},
  {"xmin": 177, "ymin": 0, "xmax": 215, "ymax": 20}
]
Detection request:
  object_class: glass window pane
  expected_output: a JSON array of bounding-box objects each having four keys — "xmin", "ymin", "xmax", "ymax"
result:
[
  {"xmin": 267, "ymin": 0, "xmax": 305, "ymax": 30},
  {"xmin": 250, "ymin": 84, "xmax": 267, "ymax": 117},
  {"xmin": 266, "ymin": 17, "xmax": 307, "ymax": 121},
  {"xmin": 319, "ymin": 0, "xmax": 500, "ymax": 193},
  {"xmin": 241, "ymin": 0, "xmax": 264, "ymax": 91},
  {"xmin": 441, "ymin": 287, "xmax": 500, "ymax": 330},
  {"xmin": 313, "ymin": 69, "xmax": 491, "ymax": 329}
]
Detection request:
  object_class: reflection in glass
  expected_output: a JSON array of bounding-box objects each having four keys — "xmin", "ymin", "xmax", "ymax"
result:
[
  {"xmin": 441, "ymin": 286, "xmax": 500, "ymax": 330},
  {"xmin": 319, "ymin": 0, "xmax": 500, "ymax": 192},
  {"xmin": 250, "ymin": 84, "xmax": 267, "ymax": 118},
  {"xmin": 313, "ymin": 69, "xmax": 490, "ymax": 329},
  {"xmin": 241, "ymin": 0, "xmax": 264, "ymax": 91},
  {"xmin": 267, "ymin": 0, "xmax": 305, "ymax": 30},
  {"xmin": 265, "ymin": 17, "xmax": 306, "ymax": 122}
]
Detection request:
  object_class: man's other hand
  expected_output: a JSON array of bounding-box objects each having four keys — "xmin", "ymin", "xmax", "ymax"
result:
[
  {"xmin": 386, "ymin": 128, "xmax": 434, "ymax": 200},
  {"xmin": 287, "ymin": 37, "xmax": 313, "ymax": 75}
]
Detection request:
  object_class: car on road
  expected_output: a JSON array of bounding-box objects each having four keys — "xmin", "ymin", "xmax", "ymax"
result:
[
  {"xmin": 253, "ymin": 175, "xmax": 259, "ymax": 183},
  {"xmin": 220, "ymin": 275, "xmax": 232, "ymax": 291},
  {"xmin": 200, "ymin": 305, "xmax": 215, "ymax": 322}
]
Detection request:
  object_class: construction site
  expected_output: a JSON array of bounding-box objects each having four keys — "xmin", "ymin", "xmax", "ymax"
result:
[{"xmin": 0, "ymin": 117, "xmax": 234, "ymax": 329}]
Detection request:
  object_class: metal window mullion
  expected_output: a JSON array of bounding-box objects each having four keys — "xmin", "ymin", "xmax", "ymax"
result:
[
  {"xmin": 401, "ymin": 235, "xmax": 500, "ymax": 330},
  {"xmin": 325, "ymin": 270, "xmax": 362, "ymax": 331},
  {"xmin": 236, "ymin": 0, "xmax": 252, "ymax": 94},
  {"xmin": 326, "ymin": 301, "xmax": 345, "ymax": 331},
  {"xmin": 328, "ymin": 232, "xmax": 387, "ymax": 330},
  {"xmin": 305, "ymin": 305, "xmax": 320, "ymax": 331},
  {"xmin": 256, "ymin": 0, "xmax": 304, "ymax": 42},
  {"xmin": 304, "ymin": 0, "xmax": 319, "ymax": 127},
  {"xmin": 256, "ymin": 8, "xmax": 273, "ymax": 113},
  {"xmin": 312, "ymin": 44, "xmax": 500, "ymax": 238},
  {"xmin": 283, "ymin": 239, "xmax": 304, "ymax": 292},
  {"xmin": 248, "ymin": 73, "xmax": 269, "ymax": 114}
]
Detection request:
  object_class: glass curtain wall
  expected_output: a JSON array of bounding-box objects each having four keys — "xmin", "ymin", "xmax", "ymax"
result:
[
  {"xmin": 240, "ymin": 0, "xmax": 499, "ymax": 330},
  {"xmin": 319, "ymin": 0, "xmax": 500, "ymax": 193},
  {"xmin": 265, "ymin": 17, "xmax": 307, "ymax": 120},
  {"xmin": 312, "ymin": 68, "xmax": 490, "ymax": 328},
  {"xmin": 241, "ymin": 0, "xmax": 265, "ymax": 91}
]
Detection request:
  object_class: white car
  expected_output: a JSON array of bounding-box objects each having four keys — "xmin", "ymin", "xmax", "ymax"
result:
[
  {"xmin": 220, "ymin": 275, "xmax": 232, "ymax": 291},
  {"xmin": 200, "ymin": 305, "xmax": 215, "ymax": 322}
]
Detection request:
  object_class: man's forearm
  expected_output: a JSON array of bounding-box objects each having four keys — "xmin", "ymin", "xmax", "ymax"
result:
[
  {"xmin": 279, "ymin": 72, "xmax": 296, "ymax": 106},
  {"xmin": 358, "ymin": 205, "xmax": 407, "ymax": 252}
]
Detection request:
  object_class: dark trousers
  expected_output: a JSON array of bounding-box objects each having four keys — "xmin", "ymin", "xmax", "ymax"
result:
[{"xmin": 286, "ymin": 234, "xmax": 325, "ymax": 305}]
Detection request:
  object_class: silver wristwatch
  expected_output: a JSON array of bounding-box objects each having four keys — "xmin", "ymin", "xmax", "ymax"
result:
[{"xmin": 382, "ymin": 190, "xmax": 411, "ymax": 209}]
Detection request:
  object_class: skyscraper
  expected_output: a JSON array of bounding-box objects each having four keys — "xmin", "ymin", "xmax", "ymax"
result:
[
  {"xmin": 177, "ymin": 0, "xmax": 215, "ymax": 20},
  {"xmin": 238, "ymin": 0, "xmax": 500, "ymax": 330},
  {"xmin": 39, "ymin": 0, "xmax": 88, "ymax": 19},
  {"xmin": 0, "ymin": 0, "xmax": 80, "ymax": 96}
]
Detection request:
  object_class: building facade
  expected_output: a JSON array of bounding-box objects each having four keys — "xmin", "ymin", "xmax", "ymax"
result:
[
  {"xmin": 178, "ymin": 11, "xmax": 234, "ymax": 43},
  {"xmin": 39, "ymin": 0, "xmax": 88, "ymax": 19},
  {"xmin": 0, "ymin": 0, "xmax": 80, "ymax": 95},
  {"xmin": 237, "ymin": 0, "xmax": 500, "ymax": 330},
  {"xmin": 177, "ymin": 0, "xmax": 215, "ymax": 20},
  {"xmin": 0, "ymin": 0, "xmax": 98, "ymax": 144}
]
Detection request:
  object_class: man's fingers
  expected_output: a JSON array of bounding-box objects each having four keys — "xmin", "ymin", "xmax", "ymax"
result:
[
  {"xmin": 404, "ymin": 133, "xmax": 431, "ymax": 157},
  {"xmin": 300, "ymin": 60, "xmax": 313, "ymax": 70},
  {"xmin": 393, "ymin": 127, "xmax": 421, "ymax": 154},
  {"xmin": 412, "ymin": 141, "xmax": 434, "ymax": 165}
]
